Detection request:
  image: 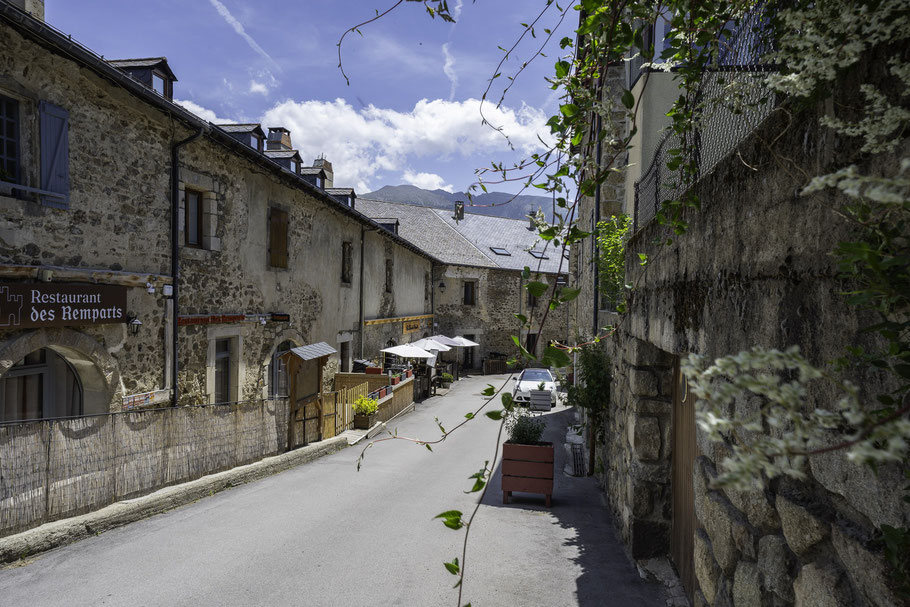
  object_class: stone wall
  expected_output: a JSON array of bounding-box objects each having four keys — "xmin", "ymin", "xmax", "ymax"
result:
[{"xmin": 602, "ymin": 61, "xmax": 909, "ymax": 606}]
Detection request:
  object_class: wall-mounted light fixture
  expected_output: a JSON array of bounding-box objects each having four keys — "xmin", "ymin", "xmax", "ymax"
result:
[
  {"xmin": 127, "ymin": 316, "xmax": 143, "ymax": 336},
  {"xmin": 438, "ymin": 281, "xmax": 446, "ymax": 293}
]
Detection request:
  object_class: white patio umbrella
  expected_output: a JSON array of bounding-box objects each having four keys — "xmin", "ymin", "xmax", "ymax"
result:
[
  {"xmin": 411, "ymin": 337, "xmax": 452, "ymax": 352},
  {"xmin": 428, "ymin": 335, "xmax": 461, "ymax": 347},
  {"xmin": 451, "ymin": 335, "xmax": 480, "ymax": 347},
  {"xmin": 380, "ymin": 344, "xmax": 435, "ymax": 358}
]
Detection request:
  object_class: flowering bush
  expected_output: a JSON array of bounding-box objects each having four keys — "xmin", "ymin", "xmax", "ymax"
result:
[{"xmin": 353, "ymin": 395, "xmax": 378, "ymax": 416}]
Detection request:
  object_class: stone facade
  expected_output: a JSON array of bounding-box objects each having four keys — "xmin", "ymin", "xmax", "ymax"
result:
[{"xmin": 595, "ymin": 57, "xmax": 909, "ymax": 606}]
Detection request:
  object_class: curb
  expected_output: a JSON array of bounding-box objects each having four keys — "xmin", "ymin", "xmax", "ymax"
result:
[{"xmin": 0, "ymin": 435, "xmax": 349, "ymax": 564}]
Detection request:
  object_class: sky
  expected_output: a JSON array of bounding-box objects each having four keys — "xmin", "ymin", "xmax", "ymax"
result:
[{"xmin": 47, "ymin": 1, "xmax": 577, "ymax": 195}]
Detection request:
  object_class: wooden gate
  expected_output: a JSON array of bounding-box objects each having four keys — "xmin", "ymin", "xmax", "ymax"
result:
[
  {"xmin": 671, "ymin": 358, "xmax": 698, "ymax": 602},
  {"xmin": 323, "ymin": 381, "xmax": 369, "ymax": 436}
]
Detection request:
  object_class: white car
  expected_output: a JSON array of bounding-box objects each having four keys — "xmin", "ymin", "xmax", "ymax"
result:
[{"xmin": 511, "ymin": 368, "xmax": 557, "ymax": 408}]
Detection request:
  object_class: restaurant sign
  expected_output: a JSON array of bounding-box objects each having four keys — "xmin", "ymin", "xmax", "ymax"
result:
[
  {"xmin": 0, "ymin": 283, "xmax": 127, "ymax": 329},
  {"xmin": 403, "ymin": 320, "xmax": 421, "ymax": 334}
]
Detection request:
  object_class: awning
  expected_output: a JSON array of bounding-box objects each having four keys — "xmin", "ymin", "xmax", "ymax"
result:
[
  {"xmin": 288, "ymin": 342, "xmax": 337, "ymax": 361},
  {"xmin": 381, "ymin": 344, "xmax": 435, "ymax": 358}
]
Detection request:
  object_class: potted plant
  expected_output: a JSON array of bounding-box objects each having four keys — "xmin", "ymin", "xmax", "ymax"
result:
[
  {"xmin": 391, "ymin": 373, "xmax": 401, "ymax": 385},
  {"xmin": 501, "ymin": 409, "xmax": 553, "ymax": 507},
  {"xmin": 353, "ymin": 395, "xmax": 378, "ymax": 429},
  {"xmin": 440, "ymin": 372, "xmax": 454, "ymax": 388}
]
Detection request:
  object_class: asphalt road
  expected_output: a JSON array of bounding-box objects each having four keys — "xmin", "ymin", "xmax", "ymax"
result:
[{"xmin": 0, "ymin": 374, "xmax": 667, "ymax": 607}]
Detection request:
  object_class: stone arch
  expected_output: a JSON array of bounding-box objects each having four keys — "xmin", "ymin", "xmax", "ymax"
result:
[{"xmin": 0, "ymin": 328, "xmax": 120, "ymax": 414}]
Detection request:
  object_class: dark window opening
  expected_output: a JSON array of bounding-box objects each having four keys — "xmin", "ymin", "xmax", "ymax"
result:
[
  {"xmin": 529, "ymin": 250, "xmax": 549, "ymax": 260},
  {"xmin": 268, "ymin": 341, "xmax": 292, "ymax": 398},
  {"xmin": 0, "ymin": 94, "xmax": 20, "ymax": 187},
  {"xmin": 463, "ymin": 281, "xmax": 476, "ymax": 306},
  {"xmin": 525, "ymin": 333, "xmax": 538, "ymax": 356},
  {"xmin": 185, "ymin": 190, "xmax": 203, "ymax": 247},
  {"xmin": 214, "ymin": 339, "xmax": 231, "ymax": 404},
  {"xmin": 1, "ymin": 348, "xmax": 83, "ymax": 422},
  {"xmin": 385, "ymin": 259, "xmax": 393, "ymax": 293},
  {"xmin": 341, "ymin": 241, "xmax": 353, "ymax": 284},
  {"xmin": 269, "ymin": 207, "xmax": 289, "ymax": 268},
  {"xmin": 528, "ymin": 290, "xmax": 538, "ymax": 308},
  {"xmin": 489, "ymin": 247, "xmax": 511, "ymax": 256}
]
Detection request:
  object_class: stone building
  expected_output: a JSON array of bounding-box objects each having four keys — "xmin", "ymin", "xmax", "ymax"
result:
[
  {"xmin": 357, "ymin": 199, "xmax": 570, "ymax": 371},
  {"xmin": 0, "ymin": 2, "xmax": 434, "ymax": 421},
  {"xmin": 572, "ymin": 12, "xmax": 909, "ymax": 607}
]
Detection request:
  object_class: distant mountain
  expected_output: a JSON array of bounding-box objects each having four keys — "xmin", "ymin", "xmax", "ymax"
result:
[{"xmin": 362, "ymin": 185, "xmax": 554, "ymax": 222}]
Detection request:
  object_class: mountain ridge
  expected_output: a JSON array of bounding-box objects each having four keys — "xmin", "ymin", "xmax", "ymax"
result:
[{"xmin": 362, "ymin": 185, "xmax": 553, "ymax": 221}]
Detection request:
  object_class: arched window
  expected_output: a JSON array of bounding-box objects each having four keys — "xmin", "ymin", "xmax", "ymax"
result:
[
  {"xmin": 267, "ymin": 341, "xmax": 293, "ymax": 398},
  {"xmin": 0, "ymin": 348, "xmax": 83, "ymax": 422}
]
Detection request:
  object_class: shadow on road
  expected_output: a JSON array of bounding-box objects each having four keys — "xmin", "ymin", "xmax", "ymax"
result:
[{"xmin": 482, "ymin": 406, "xmax": 668, "ymax": 606}]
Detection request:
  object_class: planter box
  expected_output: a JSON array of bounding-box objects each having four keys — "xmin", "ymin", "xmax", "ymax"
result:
[
  {"xmin": 405, "ymin": 369, "xmax": 413, "ymax": 378},
  {"xmin": 501, "ymin": 442, "xmax": 554, "ymax": 507},
  {"xmin": 365, "ymin": 367, "xmax": 383, "ymax": 375},
  {"xmin": 378, "ymin": 388, "xmax": 387, "ymax": 398},
  {"xmin": 391, "ymin": 376, "xmax": 400, "ymax": 385},
  {"xmin": 529, "ymin": 389, "xmax": 552, "ymax": 411},
  {"xmin": 353, "ymin": 414, "xmax": 376, "ymax": 430}
]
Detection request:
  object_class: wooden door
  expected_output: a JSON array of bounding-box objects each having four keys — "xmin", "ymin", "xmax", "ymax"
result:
[{"xmin": 671, "ymin": 359, "xmax": 698, "ymax": 602}]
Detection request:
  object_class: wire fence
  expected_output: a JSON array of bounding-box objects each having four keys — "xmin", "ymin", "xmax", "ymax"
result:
[
  {"xmin": 0, "ymin": 397, "xmax": 288, "ymax": 537},
  {"xmin": 633, "ymin": 8, "xmax": 778, "ymax": 232}
]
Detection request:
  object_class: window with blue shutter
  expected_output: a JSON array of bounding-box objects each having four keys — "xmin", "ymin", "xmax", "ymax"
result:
[{"xmin": 39, "ymin": 101, "xmax": 69, "ymax": 209}]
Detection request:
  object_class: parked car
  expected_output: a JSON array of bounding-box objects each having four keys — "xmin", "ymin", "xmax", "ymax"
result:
[{"xmin": 511, "ymin": 368, "xmax": 558, "ymax": 408}]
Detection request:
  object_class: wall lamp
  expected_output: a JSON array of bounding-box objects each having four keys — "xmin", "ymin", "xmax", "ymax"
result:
[
  {"xmin": 438, "ymin": 281, "xmax": 446, "ymax": 293},
  {"xmin": 128, "ymin": 316, "xmax": 143, "ymax": 336}
]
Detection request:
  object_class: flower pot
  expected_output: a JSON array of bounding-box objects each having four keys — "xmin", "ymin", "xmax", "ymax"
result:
[
  {"xmin": 391, "ymin": 376, "xmax": 400, "ymax": 385},
  {"xmin": 365, "ymin": 367, "xmax": 382, "ymax": 375},
  {"xmin": 379, "ymin": 388, "xmax": 387, "ymax": 398},
  {"xmin": 353, "ymin": 413, "xmax": 375, "ymax": 429},
  {"xmin": 501, "ymin": 442, "xmax": 554, "ymax": 507},
  {"xmin": 406, "ymin": 369, "xmax": 412, "ymax": 378}
]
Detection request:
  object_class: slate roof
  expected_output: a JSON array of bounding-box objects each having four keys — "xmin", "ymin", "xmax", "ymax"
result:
[
  {"xmin": 325, "ymin": 188, "xmax": 355, "ymax": 196},
  {"xmin": 432, "ymin": 209, "xmax": 568, "ymax": 274},
  {"xmin": 299, "ymin": 167, "xmax": 326, "ymax": 176},
  {"xmin": 264, "ymin": 150, "xmax": 301, "ymax": 160},
  {"xmin": 217, "ymin": 123, "xmax": 262, "ymax": 133},
  {"xmin": 355, "ymin": 199, "xmax": 567, "ymax": 274},
  {"xmin": 289, "ymin": 342, "xmax": 337, "ymax": 361},
  {"xmin": 108, "ymin": 57, "xmax": 177, "ymax": 80}
]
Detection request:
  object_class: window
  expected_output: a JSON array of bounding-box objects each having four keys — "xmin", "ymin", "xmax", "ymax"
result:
[
  {"xmin": 529, "ymin": 250, "xmax": 549, "ymax": 260},
  {"xmin": 489, "ymin": 247, "xmax": 511, "ymax": 256},
  {"xmin": 525, "ymin": 332, "xmax": 538, "ymax": 356},
  {"xmin": 463, "ymin": 280, "xmax": 476, "ymax": 306},
  {"xmin": 269, "ymin": 207, "xmax": 289, "ymax": 268},
  {"xmin": 341, "ymin": 241, "xmax": 353, "ymax": 284},
  {"xmin": 0, "ymin": 94, "xmax": 19, "ymax": 187},
  {"xmin": 0, "ymin": 349, "xmax": 83, "ymax": 422},
  {"xmin": 250, "ymin": 134, "xmax": 263, "ymax": 152},
  {"xmin": 185, "ymin": 189, "xmax": 203, "ymax": 247},
  {"xmin": 290, "ymin": 159, "xmax": 299, "ymax": 174},
  {"xmin": 528, "ymin": 290, "xmax": 538, "ymax": 308},
  {"xmin": 267, "ymin": 341, "xmax": 292, "ymax": 398},
  {"xmin": 315, "ymin": 176, "xmax": 324, "ymax": 189},
  {"xmin": 214, "ymin": 339, "xmax": 232, "ymax": 404},
  {"xmin": 424, "ymin": 272, "xmax": 431, "ymax": 302},
  {"xmin": 152, "ymin": 72, "xmax": 166, "ymax": 96},
  {"xmin": 385, "ymin": 259, "xmax": 393, "ymax": 293}
]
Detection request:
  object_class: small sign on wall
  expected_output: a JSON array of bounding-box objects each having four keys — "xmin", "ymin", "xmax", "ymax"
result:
[
  {"xmin": 403, "ymin": 320, "xmax": 421, "ymax": 334},
  {"xmin": 0, "ymin": 283, "xmax": 127, "ymax": 329},
  {"xmin": 122, "ymin": 388, "xmax": 172, "ymax": 410}
]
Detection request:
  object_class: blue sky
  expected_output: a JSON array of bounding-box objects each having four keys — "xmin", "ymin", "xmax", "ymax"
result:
[{"xmin": 47, "ymin": 1, "xmax": 576, "ymax": 195}]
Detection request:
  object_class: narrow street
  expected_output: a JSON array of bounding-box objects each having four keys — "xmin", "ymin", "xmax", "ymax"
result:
[{"xmin": 0, "ymin": 374, "xmax": 666, "ymax": 607}]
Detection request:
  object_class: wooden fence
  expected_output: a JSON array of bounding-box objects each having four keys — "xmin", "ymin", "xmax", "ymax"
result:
[
  {"xmin": 0, "ymin": 398, "xmax": 287, "ymax": 538},
  {"xmin": 322, "ymin": 381, "xmax": 369, "ymax": 438}
]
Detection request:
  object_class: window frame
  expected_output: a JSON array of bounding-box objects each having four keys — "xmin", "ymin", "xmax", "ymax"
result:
[
  {"xmin": 214, "ymin": 338, "xmax": 232, "ymax": 404},
  {"xmin": 268, "ymin": 206, "xmax": 289, "ymax": 269},
  {"xmin": 0, "ymin": 93, "xmax": 20, "ymax": 188},
  {"xmin": 384, "ymin": 258, "xmax": 393, "ymax": 293},
  {"xmin": 463, "ymin": 280, "xmax": 477, "ymax": 306},
  {"xmin": 184, "ymin": 189, "xmax": 204, "ymax": 248},
  {"xmin": 341, "ymin": 241, "xmax": 353, "ymax": 284}
]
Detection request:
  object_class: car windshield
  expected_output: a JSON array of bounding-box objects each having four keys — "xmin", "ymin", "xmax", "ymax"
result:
[{"xmin": 520, "ymin": 369, "xmax": 552, "ymax": 382}]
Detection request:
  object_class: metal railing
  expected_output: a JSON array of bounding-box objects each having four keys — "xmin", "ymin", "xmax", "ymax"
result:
[{"xmin": 633, "ymin": 8, "xmax": 778, "ymax": 232}]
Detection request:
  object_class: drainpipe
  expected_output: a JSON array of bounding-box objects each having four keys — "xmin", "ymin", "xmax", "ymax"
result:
[
  {"xmin": 359, "ymin": 226, "xmax": 365, "ymax": 359},
  {"xmin": 592, "ymin": 110, "xmax": 602, "ymax": 339},
  {"xmin": 170, "ymin": 127, "xmax": 204, "ymax": 407}
]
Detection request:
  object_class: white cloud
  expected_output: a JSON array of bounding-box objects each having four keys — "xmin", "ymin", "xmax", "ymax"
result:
[
  {"xmin": 451, "ymin": 0, "xmax": 464, "ymax": 21},
  {"xmin": 208, "ymin": 0, "xmax": 281, "ymax": 75},
  {"xmin": 442, "ymin": 43, "xmax": 458, "ymax": 101},
  {"xmin": 260, "ymin": 97, "xmax": 550, "ymax": 193},
  {"xmin": 174, "ymin": 99, "xmax": 232, "ymax": 123},
  {"xmin": 249, "ymin": 80, "xmax": 269, "ymax": 95},
  {"xmin": 402, "ymin": 170, "xmax": 454, "ymax": 192}
]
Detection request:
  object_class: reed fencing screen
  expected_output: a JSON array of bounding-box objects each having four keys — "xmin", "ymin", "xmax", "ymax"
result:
[{"xmin": 0, "ymin": 398, "xmax": 288, "ymax": 538}]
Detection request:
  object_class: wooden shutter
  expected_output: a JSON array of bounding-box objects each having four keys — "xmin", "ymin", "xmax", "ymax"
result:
[
  {"xmin": 39, "ymin": 101, "xmax": 69, "ymax": 209},
  {"xmin": 269, "ymin": 208, "xmax": 288, "ymax": 268}
]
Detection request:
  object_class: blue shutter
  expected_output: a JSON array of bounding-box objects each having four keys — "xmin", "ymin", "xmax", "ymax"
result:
[{"xmin": 39, "ymin": 101, "xmax": 69, "ymax": 209}]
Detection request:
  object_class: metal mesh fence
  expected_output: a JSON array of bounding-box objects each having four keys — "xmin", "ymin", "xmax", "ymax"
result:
[{"xmin": 633, "ymin": 8, "xmax": 778, "ymax": 232}]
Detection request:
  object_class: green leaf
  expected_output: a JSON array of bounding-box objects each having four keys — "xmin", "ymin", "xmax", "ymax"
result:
[
  {"xmin": 559, "ymin": 103, "xmax": 579, "ymax": 118},
  {"xmin": 444, "ymin": 557, "xmax": 460, "ymax": 575},
  {"xmin": 559, "ymin": 287, "xmax": 581, "ymax": 302},
  {"xmin": 526, "ymin": 281, "xmax": 549, "ymax": 297},
  {"xmin": 435, "ymin": 511, "xmax": 465, "ymax": 530},
  {"xmin": 464, "ymin": 412, "xmax": 475, "ymax": 420},
  {"xmin": 542, "ymin": 345, "xmax": 572, "ymax": 369},
  {"xmin": 485, "ymin": 410, "xmax": 504, "ymax": 420},
  {"xmin": 554, "ymin": 60, "xmax": 571, "ymax": 79},
  {"xmin": 425, "ymin": 444, "xmax": 433, "ymax": 452},
  {"xmin": 514, "ymin": 313, "xmax": 528, "ymax": 324},
  {"xmin": 621, "ymin": 89, "xmax": 635, "ymax": 109},
  {"xmin": 501, "ymin": 392, "xmax": 514, "ymax": 410}
]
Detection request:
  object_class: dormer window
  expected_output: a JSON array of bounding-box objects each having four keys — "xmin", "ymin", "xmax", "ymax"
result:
[
  {"xmin": 315, "ymin": 176, "xmax": 323, "ymax": 189},
  {"xmin": 290, "ymin": 159, "xmax": 298, "ymax": 174},
  {"xmin": 250, "ymin": 134, "xmax": 263, "ymax": 152},
  {"xmin": 152, "ymin": 72, "xmax": 166, "ymax": 96},
  {"xmin": 108, "ymin": 58, "xmax": 177, "ymax": 101}
]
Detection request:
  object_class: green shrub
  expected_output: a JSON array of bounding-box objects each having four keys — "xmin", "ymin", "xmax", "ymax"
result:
[
  {"xmin": 441, "ymin": 372, "xmax": 454, "ymax": 382},
  {"xmin": 353, "ymin": 395, "xmax": 378, "ymax": 416},
  {"xmin": 505, "ymin": 409, "xmax": 545, "ymax": 445}
]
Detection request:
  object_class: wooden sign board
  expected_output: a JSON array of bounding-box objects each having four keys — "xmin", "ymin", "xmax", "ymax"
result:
[
  {"xmin": 403, "ymin": 320, "xmax": 421, "ymax": 334},
  {"xmin": 0, "ymin": 283, "xmax": 127, "ymax": 329}
]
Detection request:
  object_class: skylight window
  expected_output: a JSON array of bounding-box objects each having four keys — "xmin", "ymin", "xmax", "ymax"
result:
[
  {"xmin": 489, "ymin": 247, "xmax": 511, "ymax": 256},
  {"xmin": 529, "ymin": 250, "xmax": 549, "ymax": 259}
]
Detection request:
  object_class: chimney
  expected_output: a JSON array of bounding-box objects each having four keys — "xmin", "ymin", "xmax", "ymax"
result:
[
  {"xmin": 10, "ymin": 0, "xmax": 45, "ymax": 21},
  {"xmin": 267, "ymin": 127, "xmax": 292, "ymax": 151},
  {"xmin": 313, "ymin": 156, "xmax": 334, "ymax": 189}
]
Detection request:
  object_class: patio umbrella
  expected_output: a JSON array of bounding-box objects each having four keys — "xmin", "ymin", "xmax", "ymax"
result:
[
  {"xmin": 428, "ymin": 335, "xmax": 461, "ymax": 347},
  {"xmin": 451, "ymin": 336, "xmax": 480, "ymax": 347},
  {"xmin": 380, "ymin": 344, "xmax": 435, "ymax": 358},
  {"xmin": 411, "ymin": 337, "xmax": 452, "ymax": 352}
]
